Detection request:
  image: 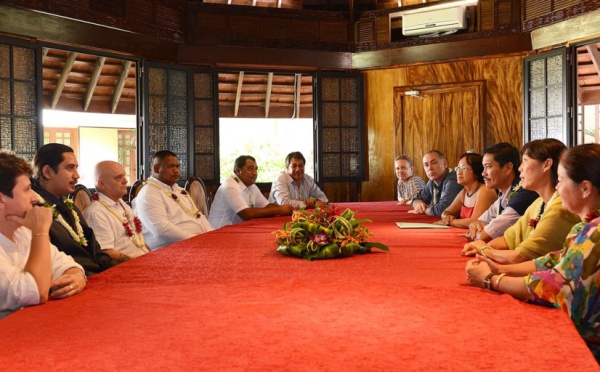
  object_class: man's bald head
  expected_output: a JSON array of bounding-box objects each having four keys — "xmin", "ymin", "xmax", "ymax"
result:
[{"xmin": 95, "ymin": 161, "xmax": 128, "ymax": 202}]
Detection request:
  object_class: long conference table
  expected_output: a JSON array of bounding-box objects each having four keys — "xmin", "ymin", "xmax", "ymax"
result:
[{"xmin": 1, "ymin": 201, "xmax": 598, "ymax": 370}]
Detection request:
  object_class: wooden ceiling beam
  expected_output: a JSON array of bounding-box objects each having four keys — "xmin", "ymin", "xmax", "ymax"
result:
[
  {"xmin": 295, "ymin": 73, "xmax": 301, "ymax": 118},
  {"xmin": 83, "ymin": 56, "xmax": 106, "ymax": 112},
  {"xmin": 111, "ymin": 60, "xmax": 132, "ymax": 114},
  {"xmin": 265, "ymin": 72, "xmax": 273, "ymax": 118},
  {"xmin": 234, "ymin": 71, "xmax": 244, "ymax": 117},
  {"xmin": 585, "ymin": 44, "xmax": 600, "ymax": 77},
  {"xmin": 51, "ymin": 52, "xmax": 77, "ymax": 109}
]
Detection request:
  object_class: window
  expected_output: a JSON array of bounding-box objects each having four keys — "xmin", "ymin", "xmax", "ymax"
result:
[{"xmin": 219, "ymin": 118, "xmax": 314, "ymax": 183}]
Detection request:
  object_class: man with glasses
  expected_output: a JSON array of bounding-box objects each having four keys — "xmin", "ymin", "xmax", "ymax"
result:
[
  {"xmin": 269, "ymin": 151, "xmax": 328, "ymax": 209},
  {"xmin": 410, "ymin": 150, "xmax": 463, "ymax": 216}
]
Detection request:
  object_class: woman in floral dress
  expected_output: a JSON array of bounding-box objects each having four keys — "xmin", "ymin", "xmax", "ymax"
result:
[{"xmin": 466, "ymin": 143, "xmax": 600, "ymax": 361}]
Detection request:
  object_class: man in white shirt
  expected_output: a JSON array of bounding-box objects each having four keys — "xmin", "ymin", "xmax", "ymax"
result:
[
  {"xmin": 0, "ymin": 152, "xmax": 85, "ymax": 318},
  {"xmin": 133, "ymin": 150, "xmax": 214, "ymax": 250},
  {"xmin": 269, "ymin": 151, "xmax": 328, "ymax": 209},
  {"xmin": 84, "ymin": 161, "xmax": 150, "ymax": 261},
  {"xmin": 209, "ymin": 155, "xmax": 293, "ymax": 229}
]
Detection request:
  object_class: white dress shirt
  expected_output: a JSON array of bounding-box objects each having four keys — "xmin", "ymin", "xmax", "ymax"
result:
[
  {"xmin": 132, "ymin": 177, "xmax": 214, "ymax": 250},
  {"xmin": 84, "ymin": 193, "xmax": 149, "ymax": 259},
  {"xmin": 268, "ymin": 172, "xmax": 328, "ymax": 209},
  {"xmin": 0, "ymin": 227, "xmax": 83, "ymax": 318},
  {"xmin": 208, "ymin": 175, "xmax": 269, "ymax": 229}
]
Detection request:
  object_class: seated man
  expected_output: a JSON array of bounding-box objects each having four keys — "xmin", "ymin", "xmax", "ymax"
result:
[
  {"xmin": 269, "ymin": 151, "xmax": 328, "ymax": 209},
  {"xmin": 395, "ymin": 155, "xmax": 426, "ymax": 205},
  {"xmin": 32, "ymin": 143, "xmax": 117, "ymax": 276},
  {"xmin": 0, "ymin": 152, "xmax": 86, "ymax": 319},
  {"xmin": 209, "ymin": 155, "xmax": 294, "ymax": 229},
  {"xmin": 84, "ymin": 161, "xmax": 150, "ymax": 261},
  {"xmin": 133, "ymin": 150, "xmax": 213, "ymax": 250},
  {"xmin": 410, "ymin": 150, "xmax": 463, "ymax": 216},
  {"xmin": 466, "ymin": 142, "xmax": 538, "ymax": 242}
]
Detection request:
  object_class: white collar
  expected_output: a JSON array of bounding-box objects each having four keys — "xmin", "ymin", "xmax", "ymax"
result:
[
  {"xmin": 96, "ymin": 192, "xmax": 123, "ymax": 208},
  {"xmin": 150, "ymin": 176, "xmax": 179, "ymax": 191}
]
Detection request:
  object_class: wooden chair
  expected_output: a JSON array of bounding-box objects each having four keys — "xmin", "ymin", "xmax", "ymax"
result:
[
  {"xmin": 69, "ymin": 184, "xmax": 93, "ymax": 212},
  {"xmin": 128, "ymin": 179, "xmax": 146, "ymax": 205},
  {"xmin": 185, "ymin": 176, "xmax": 210, "ymax": 216}
]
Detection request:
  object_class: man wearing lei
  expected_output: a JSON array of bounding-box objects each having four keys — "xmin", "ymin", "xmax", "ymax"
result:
[
  {"xmin": 133, "ymin": 150, "xmax": 214, "ymax": 250},
  {"xmin": 208, "ymin": 155, "xmax": 293, "ymax": 229},
  {"xmin": 32, "ymin": 144, "xmax": 117, "ymax": 276},
  {"xmin": 84, "ymin": 161, "xmax": 149, "ymax": 261},
  {"xmin": 466, "ymin": 142, "xmax": 538, "ymax": 242}
]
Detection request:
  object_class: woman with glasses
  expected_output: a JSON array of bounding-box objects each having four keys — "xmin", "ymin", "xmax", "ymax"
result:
[
  {"xmin": 436, "ymin": 152, "xmax": 497, "ymax": 228},
  {"xmin": 465, "ymin": 143, "xmax": 600, "ymax": 361},
  {"xmin": 462, "ymin": 139, "xmax": 580, "ymax": 264}
]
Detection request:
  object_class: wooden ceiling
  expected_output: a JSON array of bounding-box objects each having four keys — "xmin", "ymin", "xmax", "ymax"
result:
[
  {"xmin": 42, "ymin": 48, "xmax": 313, "ymax": 118},
  {"xmin": 577, "ymin": 43, "xmax": 600, "ymax": 106}
]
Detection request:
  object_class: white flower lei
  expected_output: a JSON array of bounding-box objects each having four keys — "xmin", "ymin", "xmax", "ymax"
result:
[
  {"xmin": 95, "ymin": 196, "xmax": 147, "ymax": 249},
  {"xmin": 146, "ymin": 178, "xmax": 203, "ymax": 218},
  {"xmin": 34, "ymin": 192, "xmax": 88, "ymax": 246}
]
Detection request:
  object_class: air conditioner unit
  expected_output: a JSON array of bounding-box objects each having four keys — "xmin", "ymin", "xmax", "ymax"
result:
[{"xmin": 402, "ymin": 6, "xmax": 467, "ymax": 36}]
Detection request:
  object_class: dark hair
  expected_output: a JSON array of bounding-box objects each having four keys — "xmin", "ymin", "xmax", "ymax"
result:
[
  {"xmin": 520, "ymin": 138, "xmax": 566, "ymax": 187},
  {"xmin": 285, "ymin": 152, "xmax": 306, "ymax": 167},
  {"xmin": 233, "ymin": 155, "xmax": 256, "ymax": 173},
  {"xmin": 483, "ymin": 142, "xmax": 521, "ymax": 178},
  {"xmin": 459, "ymin": 152, "xmax": 484, "ymax": 183},
  {"xmin": 0, "ymin": 152, "xmax": 33, "ymax": 198},
  {"xmin": 395, "ymin": 155, "xmax": 414, "ymax": 167},
  {"xmin": 425, "ymin": 150, "xmax": 445, "ymax": 161},
  {"xmin": 560, "ymin": 143, "xmax": 600, "ymax": 190},
  {"xmin": 34, "ymin": 143, "xmax": 74, "ymax": 181},
  {"xmin": 152, "ymin": 150, "xmax": 178, "ymax": 165}
]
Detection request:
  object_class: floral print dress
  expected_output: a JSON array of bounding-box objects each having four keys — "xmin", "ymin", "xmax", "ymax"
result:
[{"xmin": 525, "ymin": 216, "xmax": 600, "ymax": 361}]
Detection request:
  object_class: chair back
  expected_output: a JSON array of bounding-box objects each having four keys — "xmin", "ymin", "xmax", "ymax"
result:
[
  {"xmin": 129, "ymin": 179, "xmax": 146, "ymax": 204},
  {"xmin": 185, "ymin": 176, "xmax": 210, "ymax": 216},
  {"xmin": 69, "ymin": 184, "xmax": 93, "ymax": 212}
]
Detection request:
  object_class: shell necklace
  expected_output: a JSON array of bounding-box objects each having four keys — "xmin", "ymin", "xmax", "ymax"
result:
[
  {"xmin": 146, "ymin": 178, "xmax": 203, "ymax": 218},
  {"xmin": 35, "ymin": 192, "xmax": 88, "ymax": 246},
  {"xmin": 92, "ymin": 194, "xmax": 147, "ymax": 249}
]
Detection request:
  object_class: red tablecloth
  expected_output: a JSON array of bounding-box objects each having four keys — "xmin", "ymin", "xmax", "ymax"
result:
[{"xmin": 1, "ymin": 202, "xmax": 598, "ymax": 370}]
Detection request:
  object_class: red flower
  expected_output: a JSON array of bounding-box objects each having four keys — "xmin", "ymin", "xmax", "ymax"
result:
[
  {"xmin": 133, "ymin": 217, "xmax": 143, "ymax": 233},
  {"xmin": 123, "ymin": 222, "xmax": 134, "ymax": 237},
  {"xmin": 528, "ymin": 219, "xmax": 539, "ymax": 228},
  {"xmin": 585, "ymin": 210, "xmax": 600, "ymax": 223},
  {"xmin": 181, "ymin": 190, "xmax": 188, "ymax": 195},
  {"xmin": 92, "ymin": 193, "xmax": 99, "ymax": 201},
  {"xmin": 171, "ymin": 193, "xmax": 178, "ymax": 200}
]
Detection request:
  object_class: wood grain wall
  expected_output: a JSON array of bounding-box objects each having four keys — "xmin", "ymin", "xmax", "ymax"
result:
[{"xmin": 361, "ymin": 54, "xmax": 526, "ymax": 201}]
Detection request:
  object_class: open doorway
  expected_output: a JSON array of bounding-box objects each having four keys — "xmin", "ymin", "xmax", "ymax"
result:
[
  {"xmin": 575, "ymin": 41, "xmax": 600, "ymax": 144},
  {"xmin": 42, "ymin": 48, "xmax": 138, "ymax": 188}
]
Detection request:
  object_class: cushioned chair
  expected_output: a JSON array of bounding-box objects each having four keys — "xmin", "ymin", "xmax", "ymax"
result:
[
  {"xmin": 128, "ymin": 178, "xmax": 146, "ymax": 205},
  {"xmin": 185, "ymin": 176, "xmax": 210, "ymax": 216},
  {"xmin": 69, "ymin": 184, "xmax": 93, "ymax": 212}
]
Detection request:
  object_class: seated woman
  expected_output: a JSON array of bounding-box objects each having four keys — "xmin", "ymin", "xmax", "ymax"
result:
[
  {"xmin": 395, "ymin": 155, "xmax": 425, "ymax": 205},
  {"xmin": 0, "ymin": 152, "xmax": 86, "ymax": 318},
  {"xmin": 465, "ymin": 143, "xmax": 600, "ymax": 361},
  {"xmin": 436, "ymin": 152, "xmax": 497, "ymax": 228},
  {"xmin": 462, "ymin": 138, "xmax": 580, "ymax": 263}
]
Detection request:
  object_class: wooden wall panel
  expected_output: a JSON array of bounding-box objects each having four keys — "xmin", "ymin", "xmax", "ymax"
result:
[{"xmin": 361, "ymin": 55, "xmax": 524, "ymax": 202}]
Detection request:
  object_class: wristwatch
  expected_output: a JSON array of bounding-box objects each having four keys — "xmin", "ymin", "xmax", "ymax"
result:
[{"xmin": 483, "ymin": 273, "xmax": 495, "ymax": 291}]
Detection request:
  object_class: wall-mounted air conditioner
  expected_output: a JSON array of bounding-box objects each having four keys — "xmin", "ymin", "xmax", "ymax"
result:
[{"xmin": 402, "ymin": 5, "xmax": 466, "ymax": 36}]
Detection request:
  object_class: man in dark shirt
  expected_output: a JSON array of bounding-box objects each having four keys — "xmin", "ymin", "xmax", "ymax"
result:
[
  {"xmin": 32, "ymin": 143, "xmax": 117, "ymax": 276},
  {"xmin": 410, "ymin": 150, "xmax": 463, "ymax": 216}
]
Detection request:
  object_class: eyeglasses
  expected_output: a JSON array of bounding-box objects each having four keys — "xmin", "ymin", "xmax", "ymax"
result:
[{"xmin": 454, "ymin": 165, "xmax": 471, "ymax": 173}]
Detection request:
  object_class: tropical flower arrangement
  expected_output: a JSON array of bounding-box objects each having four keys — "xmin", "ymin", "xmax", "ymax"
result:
[{"xmin": 274, "ymin": 204, "xmax": 389, "ymax": 261}]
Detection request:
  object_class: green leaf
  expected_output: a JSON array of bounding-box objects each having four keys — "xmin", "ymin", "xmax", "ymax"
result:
[{"xmin": 364, "ymin": 242, "xmax": 389, "ymax": 252}]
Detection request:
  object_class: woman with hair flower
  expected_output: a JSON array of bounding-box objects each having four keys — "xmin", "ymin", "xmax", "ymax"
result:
[
  {"xmin": 462, "ymin": 139, "xmax": 580, "ymax": 263},
  {"xmin": 465, "ymin": 143, "xmax": 600, "ymax": 362},
  {"xmin": 436, "ymin": 152, "xmax": 498, "ymax": 228}
]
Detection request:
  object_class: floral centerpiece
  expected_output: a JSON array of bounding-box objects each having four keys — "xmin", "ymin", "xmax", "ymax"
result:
[{"xmin": 274, "ymin": 204, "xmax": 389, "ymax": 261}]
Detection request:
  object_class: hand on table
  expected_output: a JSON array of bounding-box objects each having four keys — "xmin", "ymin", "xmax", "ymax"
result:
[
  {"xmin": 50, "ymin": 271, "xmax": 86, "ymax": 299},
  {"xmin": 462, "ymin": 240, "xmax": 487, "ymax": 257},
  {"xmin": 435, "ymin": 215, "xmax": 454, "ymax": 226},
  {"xmin": 468, "ymin": 221, "xmax": 487, "ymax": 241},
  {"xmin": 465, "ymin": 259, "xmax": 491, "ymax": 288},
  {"xmin": 408, "ymin": 200, "xmax": 427, "ymax": 214}
]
